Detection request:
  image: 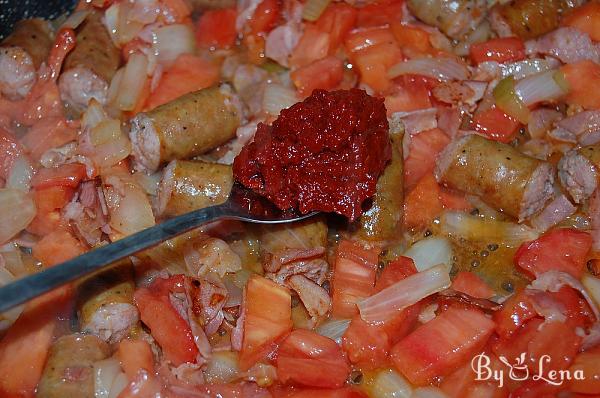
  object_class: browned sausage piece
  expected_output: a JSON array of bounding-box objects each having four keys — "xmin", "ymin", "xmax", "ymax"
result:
[
  {"xmin": 558, "ymin": 145, "xmax": 600, "ymax": 204},
  {"xmin": 0, "ymin": 19, "xmax": 53, "ymax": 99},
  {"xmin": 36, "ymin": 334, "xmax": 111, "ymax": 398},
  {"xmin": 356, "ymin": 117, "xmax": 404, "ymax": 241},
  {"xmin": 129, "ymin": 85, "xmax": 242, "ymax": 172},
  {"xmin": 435, "ymin": 134, "xmax": 554, "ymax": 221},
  {"xmin": 58, "ymin": 11, "xmax": 120, "ymax": 111},
  {"xmin": 157, "ymin": 160, "xmax": 233, "ymax": 217}
]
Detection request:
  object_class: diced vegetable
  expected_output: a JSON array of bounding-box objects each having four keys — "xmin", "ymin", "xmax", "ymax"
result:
[
  {"xmin": 358, "ymin": 264, "xmax": 451, "ymax": 324},
  {"xmin": 403, "ymin": 128, "xmax": 450, "ymax": 190},
  {"xmin": 315, "ymin": 3, "xmax": 357, "ymax": 53},
  {"xmin": 331, "ymin": 240, "xmax": 379, "ymax": 318},
  {"xmin": 0, "ymin": 189, "xmax": 36, "ymax": 244},
  {"xmin": 117, "ymin": 339, "xmax": 154, "ymax": 380},
  {"xmin": 315, "ymin": 318, "xmax": 351, "ymax": 343},
  {"xmin": 133, "ymin": 275, "xmax": 199, "ymax": 366},
  {"xmin": 302, "ymin": 0, "xmax": 331, "ymax": 22},
  {"xmin": 470, "ymin": 37, "xmax": 525, "ymax": 65},
  {"xmin": 345, "ymin": 26, "xmax": 396, "ymax": 54},
  {"xmin": 114, "ymin": 52, "xmax": 149, "ymax": 112},
  {"xmin": 262, "ymin": 84, "xmax": 299, "ymax": 115},
  {"xmin": 32, "ymin": 228, "xmax": 85, "ymax": 266},
  {"xmin": 452, "ymin": 271, "xmax": 494, "ymax": 299},
  {"xmin": 240, "ymin": 275, "xmax": 292, "ymax": 370},
  {"xmin": 277, "ymin": 329, "xmax": 350, "ymax": 388},
  {"xmin": 403, "ymin": 173, "xmax": 443, "ymax": 229},
  {"xmin": 204, "ymin": 351, "xmax": 240, "ymax": 384},
  {"xmin": 352, "ymin": 41, "xmax": 403, "ymax": 92},
  {"xmin": 249, "ymin": 0, "xmax": 281, "ymax": 35},
  {"xmin": 561, "ymin": 61, "xmax": 600, "ymax": 110},
  {"xmin": 290, "ymin": 56, "xmax": 344, "ymax": 97},
  {"xmin": 391, "ymin": 23, "xmax": 435, "ymax": 57},
  {"xmin": 493, "ymin": 289, "xmax": 537, "ymax": 339},
  {"xmin": 384, "ymin": 75, "xmax": 432, "ymax": 114},
  {"xmin": 94, "ymin": 358, "xmax": 123, "ymax": 398},
  {"xmin": 568, "ymin": 346, "xmax": 600, "ymax": 394},
  {"xmin": 562, "ymin": 2, "xmax": 600, "ymax": 41},
  {"xmin": 32, "ymin": 163, "xmax": 87, "ymax": 189},
  {"xmin": 472, "ymin": 105, "xmax": 520, "ymax": 143},
  {"xmin": 289, "ymin": 25, "xmax": 330, "ymax": 69},
  {"xmin": 388, "ymin": 57, "xmax": 469, "ymax": 82},
  {"xmin": 366, "ymin": 368, "xmax": 413, "ymax": 398},
  {"xmin": 390, "ymin": 306, "xmax": 495, "ymax": 385},
  {"xmin": 355, "ymin": 0, "xmax": 403, "ymax": 28},
  {"xmin": 493, "ymin": 76, "xmax": 530, "ymax": 124},
  {"xmin": 342, "ymin": 315, "xmax": 390, "ymax": 369},
  {"xmin": 195, "ymin": 8, "xmax": 238, "ymax": 49},
  {"xmin": 403, "ymin": 237, "xmax": 453, "ymax": 272},
  {"xmin": 514, "ymin": 228, "xmax": 592, "ymax": 278}
]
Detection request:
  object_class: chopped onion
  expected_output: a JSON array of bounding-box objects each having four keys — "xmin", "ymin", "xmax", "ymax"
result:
[
  {"xmin": 107, "ymin": 68, "xmax": 124, "ymax": 109},
  {"xmin": 103, "ymin": 178, "xmax": 155, "ymax": 239},
  {"xmin": 89, "ymin": 119, "xmax": 131, "ymax": 168},
  {"xmin": 0, "ymin": 243, "xmax": 28, "ymax": 277},
  {"xmin": 454, "ymin": 21, "xmax": 491, "ymax": 56},
  {"xmin": 302, "ymin": 0, "xmax": 331, "ymax": 21},
  {"xmin": 0, "ymin": 262, "xmax": 23, "ymax": 331},
  {"xmin": 412, "ymin": 387, "xmax": 450, "ymax": 398},
  {"xmin": 493, "ymin": 76, "xmax": 530, "ymax": 123},
  {"xmin": 61, "ymin": 9, "xmax": 90, "ymax": 29},
  {"xmin": 115, "ymin": 53, "xmax": 148, "ymax": 111},
  {"xmin": 108, "ymin": 372, "xmax": 129, "ymax": 398},
  {"xmin": 204, "ymin": 351, "xmax": 240, "ymax": 384},
  {"xmin": 82, "ymin": 99, "xmax": 109, "ymax": 131},
  {"xmin": 388, "ymin": 57, "xmax": 469, "ymax": 82},
  {"xmin": 94, "ymin": 358, "xmax": 121, "ymax": 398},
  {"xmin": 582, "ymin": 274, "xmax": 600, "ymax": 309},
  {"xmin": 403, "ymin": 236, "xmax": 453, "ymax": 272},
  {"xmin": 440, "ymin": 211, "xmax": 539, "ymax": 246},
  {"xmin": 104, "ymin": 2, "xmax": 120, "ymax": 45},
  {"xmin": 367, "ymin": 368, "xmax": 413, "ymax": 398},
  {"xmin": 500, "ymin": 58, "xmax": 558, "ymax": 80},
  {"xmin": 514, "ymin": 70, "xmax": 568, "ymax": 107},
  {"xmin": 531, "ymin": 194, "xmax": 576, "ymax": 232},
  {"xmin": 315, "ymin": 318, "xmax": 351, "ymax": 343},
  {"xmin": 0, "ymin": 189, "xmax": 36, "ymax": 245},
  {"xmin": 6, "ymin": 156, "xmax": 34, "ymax": 191},
  {"xmin": 262, "ymin": 83, "xmax": 298, "ymax": 116},
  {"xmin": 116, "ymin": 1, "xmax": 144, "ymax": 45},
  {"xmin": 152, "ymin": 24, "xmax": 196, "ymax": 66},
  {"xmin": 358, "ymin": 264, "xmax": 451, "ymax": 324}
]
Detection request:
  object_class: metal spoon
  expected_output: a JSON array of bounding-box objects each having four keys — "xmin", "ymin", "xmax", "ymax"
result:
[{"xmin": 0, "ymin": 183, "xmax": 317, "ymax": 313}]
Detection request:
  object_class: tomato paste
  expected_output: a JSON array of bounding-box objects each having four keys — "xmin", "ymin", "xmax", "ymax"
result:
[{"xmin": 233, "ymin": 89, "xmax": 391, "ymax": 220}]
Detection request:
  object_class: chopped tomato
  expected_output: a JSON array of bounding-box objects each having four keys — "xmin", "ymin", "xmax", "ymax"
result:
[
  {"xmin": 21, "ymin": 118, "xmax": 78, "ymax": 160},
  {"xmin": 272, "ymin": 386, "xmax": 368, "ymax": 398},
  {"xmin": 569, "ymin": 346, "xmax": 600, "ymax": 394},
  {"xmin": 342, "ymin": 315, "xmax": 390, "ymax": 369},
  {"xmin": 375, "ymin": 256, "xmax": 417, "ymax": 291},
  {"xmin": 117, "ymin": 339, "xmax": 155, "ymax": 381},
  {"xmin": 249, "ymin": 0, "xmax": 281, "ymax": 35},
  {"xmin": 331, "ymin": 239, "xmax": 379, "ymax": 318},
  {"xmin": 390, "ymin": 306, "xmax": 495, "ymax": 385},
  {"xmin": 469, "ymin": 37, "xmax": 526, "ymax": 65},
  {"xmin": 384, "ymin": 75, "xmax": 432, "ymax": 114},
  {"xmin": 404, "ymin": 173, "xmax": 443, "ymax": 229},
  {"xmin": 196, "ymin": 8, "xmax": 238, "ymax": 49},
  {"xmin": 452, "ymin": 271, "xmax": 495, "ymax": 299},
  {"xmin": 291, "ymin": 56, "xmax": 344, "ymax": 97},
  {"xmin": 391, "ymin": 23, "xmax": 435, "ymax": 57},
  {"xmin": 315, "ymin": 3, "xmax": 358, "ymax": 53},
  {"xmin": 439, "ymin": 187, "xmax": 472, "ymax": 211},
  {"xmin": 472, "ymin": 105, "xmax": 520, "ymax": 143},
  {"xmin": 277, "ymin": 329, "xmax": 351, "ymax": 388},
  {"xmin": 145, "ymin": 54, "xmax": 219, "ymax": 110},
  {"xmin": 351, "ymin": 41, "xmax": 403, "ymax": 92},
  {"xmin": 493, "ymin": 289, "xmax": 538, "ymax": 339},
  {"xmin": 133, "ymin": 275, "xmax": 199, "ymax": 366},
  {"xmin": 0, "ymin": 128, "xmax": 23, "ymax": 180},
  {"xmin": 0, "ymin": 288, "xmax": 69, "ymax": 398},
  {"xmin": 289, "ymin": 25, "xmax": 330, "ymax": 69},
  {"xmin": 240, "ymin": 275, "xmax": 292, "ymax": 370},
  {"xmin": 344, "ymin": 26, "xmax": 397, "ymax": 54},
  {"xmin": 161, "ymin": 0, "xmax": 192, "ymax": 23},
  {"xmin": 510, "ymin": 380, "xmax": 562, "ymax": 398},
  {"xmin": 440, "ymin": 352, "xmax": 509, "ymax": 398},
  {"xmin": 562, "ymin": 2, "xmax": 600, "ymax": 41},
  {"xmin": 244, "ymin": 34, "xmax": 266, "ymax": 65},
  {"xmin": 31, "ymin": 163, "xmax": 87, "ymax": 190},
  {"xmin": 355, "ymin": 0, "xmax": 403, "ymax": 28},
  {"xmin": 562, "ymin": 61, "xmax": 600, "ymax": 110},
  {"xmin": 32, "ymin": 228, "xmax": 85, "ymax": 266},
  {"xmin": 33, "ymin": 186, "xmax": 75, "ymax": 213},
  {"xmin": 514, "ymin": 228, "xmax": 592, "ymax": 278},
  {"xmin": 403, "ymin": 127, "xmax": 450, "ymax": 190},
  {"xmin": 27, "ymin": 211, "xmax": 63, "ymax": 237},
  {"xmin": 117, "ymin": 369, "xmax": 163, "ymax": 398}
]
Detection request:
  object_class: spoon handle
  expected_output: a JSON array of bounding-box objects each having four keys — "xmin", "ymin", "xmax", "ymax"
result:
[{"xmin": 0, "ymin": 204, "xmax": 229, "ymax": 313}]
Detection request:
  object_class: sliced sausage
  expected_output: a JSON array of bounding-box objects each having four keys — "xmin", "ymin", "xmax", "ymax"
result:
[
  {"xmin": 0, "ymin": 19, "xmax": 53, "ymax": 99},
  {"xmin": 130, "ymin": 85, "xmax": 242, "ymax": 172},
  {"xmin": 558, "ymin": 145, "xmax": 600, "ymax": 204},
  {"xmin": 77, "ymin": 262, "xmax": 139, "ymax": 344},
  {"xmin": 356, "ymin": 116, "xmax": 403, "ymax": 241},
  {"xmin": 406, "ymin": 0, "xmax": 487, "ymax": 39},
  {"xmin": 157, "ymin": 160, "xmax": 234, "ymax": 217},
  {"xmin": 58, "ymin": 11, "xmax": 120, "ymax": 111},
  {"xmin": 435, "ymin": 134, "xmax": 554, "ymax": 221},
  {"xmin": 36, "ymin": 334, "xmax": 111, "ymax": 398}
]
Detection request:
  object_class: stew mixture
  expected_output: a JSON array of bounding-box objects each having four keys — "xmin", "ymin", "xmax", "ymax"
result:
[{"xmin": 0, "ymin": 0, "xmax": 600, "ymax": 397}]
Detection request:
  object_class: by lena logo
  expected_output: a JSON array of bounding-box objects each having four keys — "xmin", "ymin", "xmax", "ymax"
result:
[{"xmin": 471, "ymin": 352, "xmax": 585, "ymax": 388}]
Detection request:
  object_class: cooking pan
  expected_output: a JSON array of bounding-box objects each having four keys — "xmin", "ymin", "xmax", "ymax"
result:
[{"xmin": 0, "ymin": 0, "xmax": 77, "ymax": 39}]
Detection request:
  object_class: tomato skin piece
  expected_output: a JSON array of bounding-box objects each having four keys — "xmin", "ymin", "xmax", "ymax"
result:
[
  {"xmin": 452, "ymin": 271, "xmax": 495, "ymax": 299},
  {"xmin": 31, "ymin": 163, "xmax": 87, "ymax": 190},
  {"xmin": 390, "ymin": 306, "xmax": 495, "ymax": 385},
  {"xmin": 291, "ymin": 56, "xmax": 344, "ymax": 97},
  {"xmin": 562, "ymin": 60, "xmax": 600, "ymax": 110},
  {"xmin": 376, "ymin": 256, "xmax": 417, "ymax": 291},
  {"xmin": 472, "ymin": 105, "xmax": 520, "ymax": 143},
  {"xmin": 569, "ymin": 345, "xmax": 600, "ymax": 394},
  {"xmin": 133, "ymin": 276, "xmax": 199, "ymax": 366},
  {"xmin": 195, "ymin": 8, "xmax": 238, "ymax": 49},
  {"xmin": 277, "ymin": 329, "xmax": 351, "ymax": 388},
  {"xmin": 469, "ymin": 37, "xmax": 526, "ymax": 65},
  {"xmin": 514, "ymin": 228, "xmax": 592, "ymax": 278},
  {"xmin": 562, "ymin": 2, "xmax": 600, "ymax": 42},
  {"xmin": 355, "ymin": 0, "xmax": 403, "ymax": 28},
  {"xmin": 315, "ymin": 3, "xmax": 358, "ymax": 53},
  {"xmin": 331, "ymin": 240, "xmax": 379, "ymax": 318},
  {"xmin": 403, "ymin": 127, "xmax": 450, "ymax": 190},
  {"xmin": 493, "ymin": 289, "xmax": 538, "ymax": 339},
  {"xmin": 249, "ymin": 0, "xmax": 281, "ymax": 35}
]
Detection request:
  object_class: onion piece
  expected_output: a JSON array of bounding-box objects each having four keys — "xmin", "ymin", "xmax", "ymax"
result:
[
  {"xmin": 262, "ymin": 83, "xmax": 298, "ymax": 116},
  {"xmin": 403, "ymin": 236, "xmax": 453, "ymax": 272},
  {"xmin": 0, "ymin": 189, "xmax": 36, "ymax": 244},
  {"xmin": 82, "ymin": 99, "xmax": 109, "ymax": 131},
  {"xmin": 388, "ymin": 57, "xmax": 469, "ymax": 82},
  {"xmin": 89, "ymin": 119, "xmax": 131, "ymax": 168},
  {"xmin": 152, "ymin": 24, "xmax": 196, "ymax": 66},
  {"xmin": 302, "ymin": 0, "xmax": 331, "ymax": 21},
  {"xmin": 6, "ymin": 156, "xmax": 34, "ymax": 191},
  {"xmin": 358, "ymin": 264, "xmax": 451, "ymax": 324},
  {"xmin": 412, "ymin": 387, "xmax": 450, "ymax": 398},
  {"xmin": 115, "ymin": 53, "xmax": 148, "ymax": 111},
  {"xmin": 107, "ymin": 68, "xmax": 124, "ymax": 109},
  {"xmin": 582, "ymin": 274, "xmax": 600, "ymax": 309},
  {"xmin": 204, "ymin": 351, "xmax": 240, "ymax": 384},
  {"xmin": 500, "ymin": 58, "xmax": 558, "ymax": 80},
  {"xmin": 94, "ymin": 358, "xmax": 121, "ymax": 398},
  {"xmin": 108, "ymin": 372, "xmax": 129, "ymax": 398},
  {"xmin": 530, "ymin": 194, "xmax": 576, "ymax": 232},
  {"xmin": 493, "ymin": 76, "xmax": 530, "ymax": 123},
  {"xmin": 61, "ymin": 9, "xmax": 90, "ymax": 29},
  {"xmin": 104, "ymin": 3, "xmax": 120, "ymax": 45},
  {"xmin": 367, "ymin": 368, "xmax": 413, "ymax": 398},
  {"xmin": 440, "ymin": 211, "xmax": 539, "ymax": 246},
  {"xmin": 514, "ymin": 70, "xmax": 568, "ymax": 107},
  {"xmin": 315, "ymin": 318, "xmax": 351, "ymax": 344}
]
